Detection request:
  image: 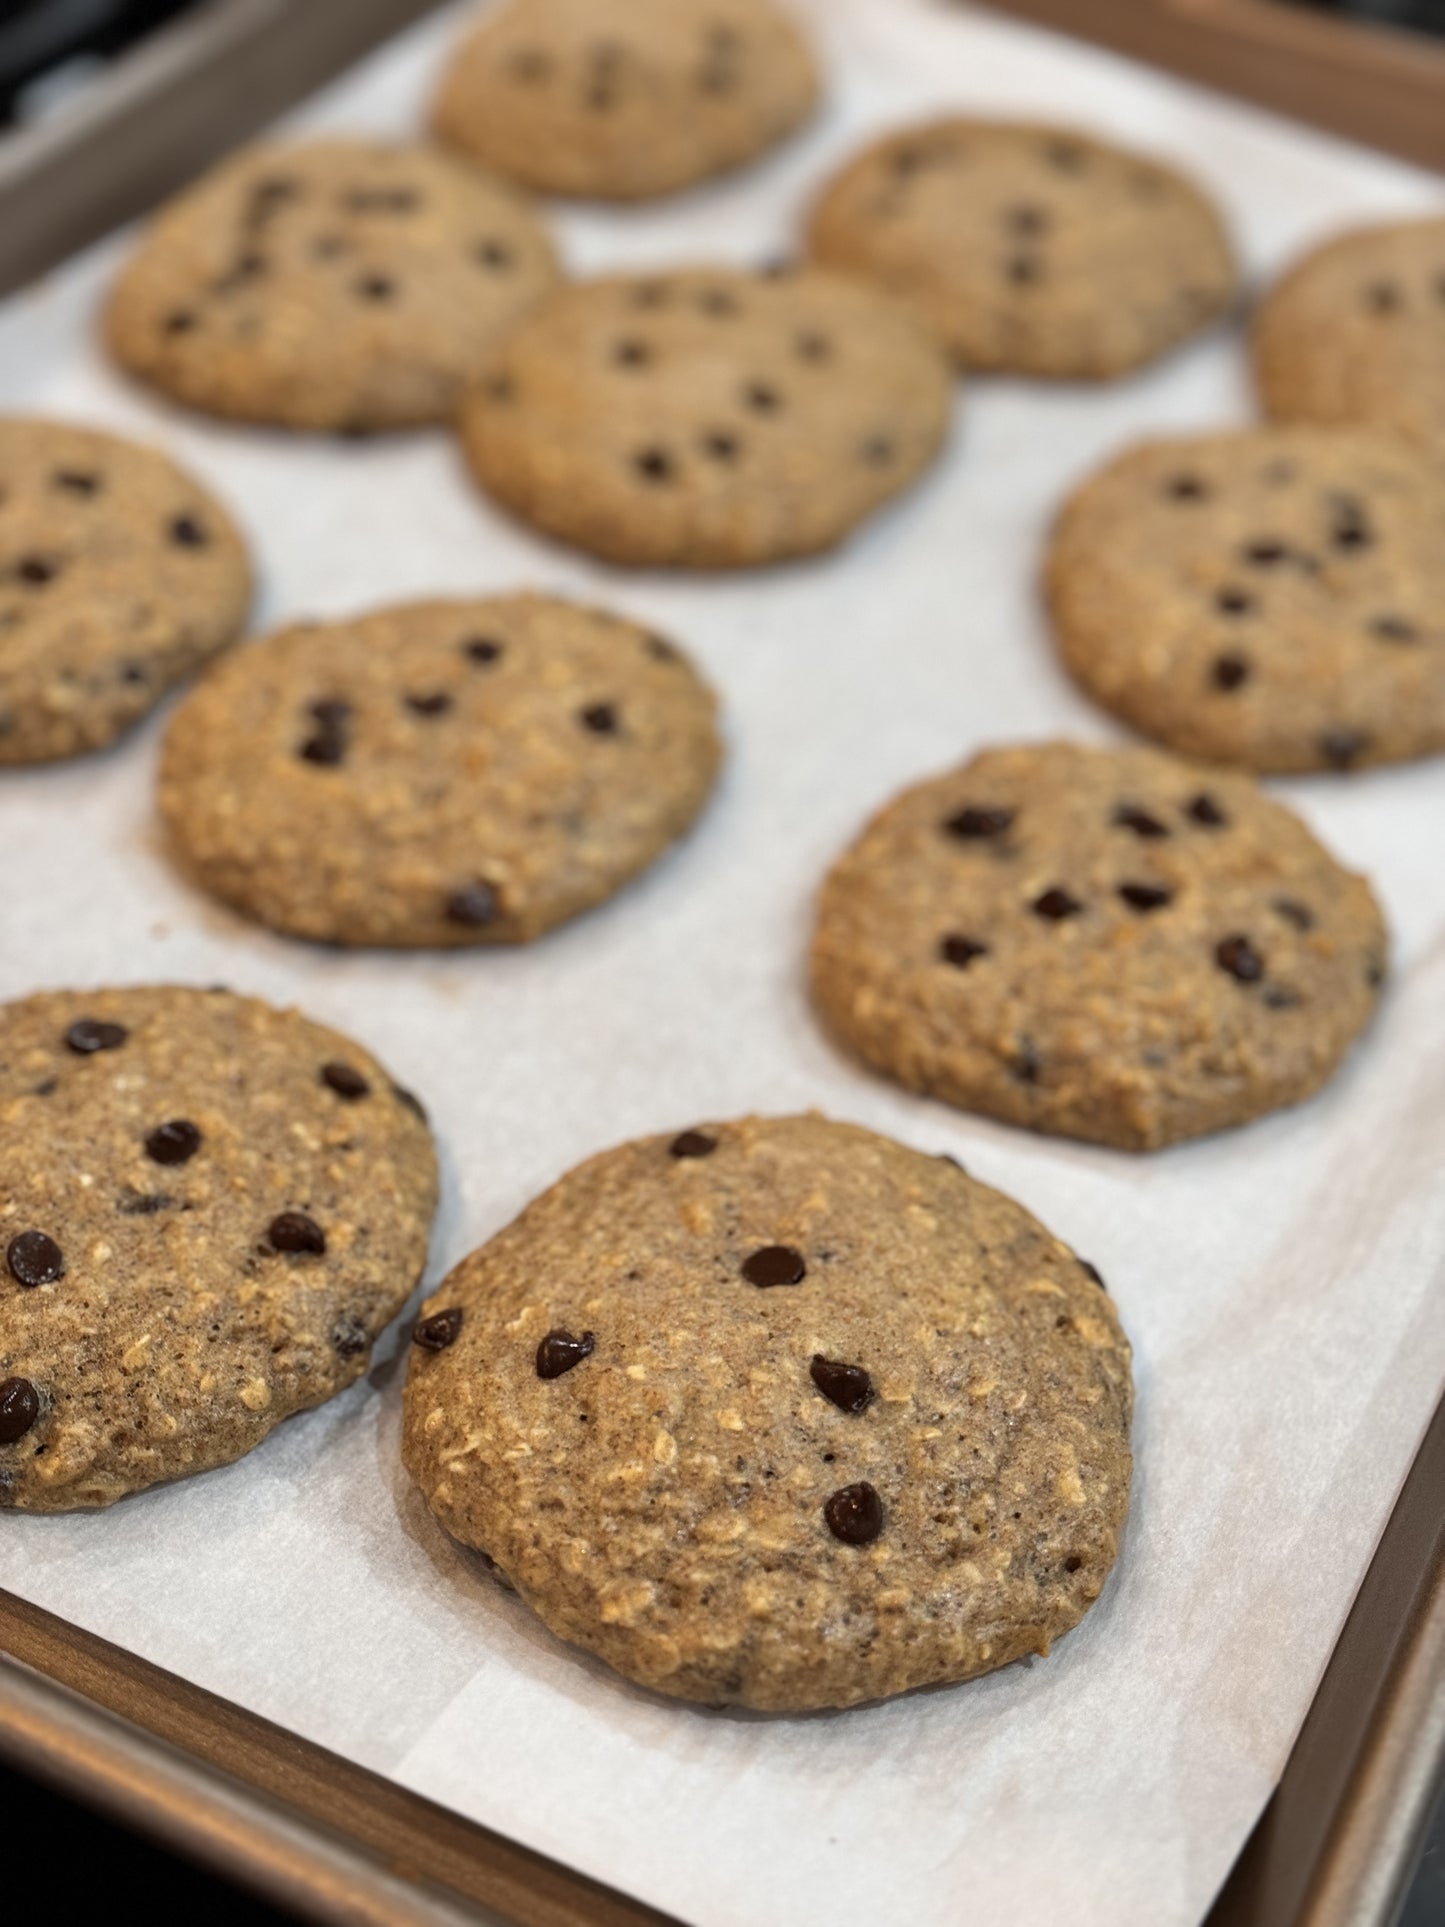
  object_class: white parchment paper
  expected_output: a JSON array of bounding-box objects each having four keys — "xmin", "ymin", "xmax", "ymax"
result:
[{"xmin": 3, "ymin": 4, "xmax": 1444, "ymax": 1922}]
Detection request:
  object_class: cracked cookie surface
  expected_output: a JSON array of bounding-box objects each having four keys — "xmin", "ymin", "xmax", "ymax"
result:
[
  {"xmin": 402, "ymin": 1112, "xmax": 1133, "ymax": 1711},
  {"xmin": 0, "ymin": 986, "xmax": 437, "ymax": 1511}
]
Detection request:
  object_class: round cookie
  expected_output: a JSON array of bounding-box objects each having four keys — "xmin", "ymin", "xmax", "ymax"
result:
[
  {"xmin": 0, "ymin": 986, "xmax": 437, "ymax": 1511},
  {"xmin": 402, "ymin": 1113, "xmax": 1133, "ymax": 1711},
  {"xmin": 159, "ymin": 593, "xmax": 722, "ymax": 946},
  {"xmin": 806, "ymin": 119, "xmax": 1238, "ymax": 380},
  {"xmin": 1252, "ymin": 216, "xmax": 1445, "ymax": 457},
  {"xmin": 106, "ymin": 138, "xmax": 561, "ymax": 432},
  {"xmin": 431, "ymin": 0, "xmax": 820, "ymax": 202},
  {"xmin": 0, "ymin": 417, "xmax": 251, "ymax": 765},
  {"xmin": 1047, "ymin": 426, "xmax": 1445, "ymax": 773},
  {"xmin": 459, "ymin": 266, "xmax": 953, "ymax": 567},
  {"xmin": 811, "ymin": 742, "xmax": 1387, "ymax": 1151}
]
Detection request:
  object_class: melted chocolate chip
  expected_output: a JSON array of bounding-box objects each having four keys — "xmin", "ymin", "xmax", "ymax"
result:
[
  {"xmin": 404, "ymin": 691, "xmax": 453, "ymax": 716},
  {"xmin": 65, "ymin": 1018, "xmax": 128, "ymax": 1054},
  {"xmin": 0, "ymin": 1378, "xmax": 39, "ymax": 1445},
  {"xmin": 824, "ymin": 1481, "xmax": 884, "ymax": 1545},
  {"xmin": 475, "ymin": 239, "xmax": 513, "ymax": 270},
  {"xmin": 536, "ymin": 1329, "xmax": 595, "ymax": 1379},
  {"xmin": 741, "ymin": 1245, "xmax": 806, "ymax": 1288},
  {"xmin": 944, "ymin": 804, "xmax": 1014, "ymax": 840},
  {"xmin": 810, "ymin": 1355, "xmax": 875, "ymax": 1414},
  {"xmin": 1014, "ymin": 1038, "xmax": 1040, "ymax": 1084},
  {"xmin": 414, "ymin": 1307, "xmax": 463, "ymax": 1352},
  {"xmin": 332, "ymin": 1315, "xmax": 369, "ymax": 1359},
  {"xmin": 145, "ymin": 1119, "xmax": 202, "ymax": 1166},
  {"xmin": 1033, "ymin": 887, "xmax": 1082, "ymax": 921},
  {"xmin": 1118, "ymin": 882, "xmax": 1172, "ymax": 912},
  {"xmin": 1331, "ymin": 500, "xmax": 1372, "ymax": 549},
  {"xmin": 1044, "ymin": 138, "xmax": 1087, "ymax": 172},
  {"xmin": 669, "ymin": 1130, "xmax": 717, "ymax": 1158},
  {"xmin": 795, "ymin": 330, "xmax": 831, "ymax": 362},
  {"xmin": 1078, "ymin": 1258, "xmax": 1106, "ymax": 1290},
  {"xmin": 646, "ymin": 633, "xmax": 677, "ymax": 661},
  {"xmin": 702, "ymin": 430, "xmax": 739, "ymax": 461},
  {"xmin": 1215, "ymin": 587, "xmax": 1254, "ymax": 617},
  {"xmin": 634, "ymin": 447, "xmax": 674, "ymax": 483},
  {"xmin": 53, "ymin": 470, "xmax": 101, "ymax": 496},
  {"xmin": 1114, "ymin": 804, "xmax": 1168, "ymax": 839},
  {"xmin": 1187, "ymin": 792, "xmax": 1227, "ymax": 828},
  {"xmin": 1243, "ymin": 539, "xmax": 1288, "ymax": 566},
  {"xmin": 581, "ymin": 702, "xmax": 618, "ymax": 734},
  {"xmin": 1372, "ymin": 615, "xmax": 1418, "ymax": 643},
  {"xmin": 940, "ymin": 934, "xmax": 989, "ymax": 968},
  {"xmin": 861, "ymin": 435, "xmax": 895, "ymax": 466},
  {"xmin": 1321, "ymin": 728, "xmax": 1368, "ymax": 768},
  {"xmin": 322, "ymin": 1061, "xmax": 371, "ymax": 1100},
  {"xmin": 1272, "ymin": 898, "xmax": 1315, "ymax": 932},
  {"xmin": 1165, "ymin": 475, "xmax": 1209, "ymax": 502},
  {"xmin": 1212, "ymin": 653, "xmax": 1250, "ymax": 691},
  {"xmin": 743, "ymin": 382, "xmax": 781, "ymax": 413},
  {"xmin": 509, "ymin": 46, "xmax": 552, "ymax": 80},
  {"xmin": 16, "ymin": 556, "xmax": 56, "ymax": 586},
  {"xmin": 697, "ymin": 288, "xmax": 739, "ymax": 317},
  {"xmin": 446, "ymin": 882, "xmax": 500, "ymax": 928},
  {"xmin": 1365, "ymin": 280, "xmax": 1401, "ymax": 313},
  {"xmin": 613, "ymin": 337, "xmax": 652, "ymax": 368},
  {"xmin": 1216, "ymin": 934, "xmax": 1264, "ymax": 982},
  {"xmin": 393, "ymin": 1085, "xmax": 428, "ymax": 1122},
  {"xmin": 170, "ymin": 514, "xmax": 208, "ymax": 548},
  {"xmin": 299, "ymin": 698, "xmax": 351, "ymax": 767},
  {"xmin": 1005, "ymin": 202, "xmax": 1050, "ymax": 235},
  {"xmin": 267, "ymin": 1212, "xmax": 326, "ymax": 1256},
  {"xmin": 355, "ymin": 273, "xmax": 396, "ymax": 301},
  {"xmin": 1005, "ymin": 254, "xmax": 1042, "ymax": 285},
  {"xmin": 463, "ymin": 636, "xmax": 504, "ymax": 665},
  {"xmin": 1263, "ymin": 985, "xmax": 1303, "ymax": 1010},
  {"xmin": 163, "ymin": 310, "xmax": 197, "ymax": 335},
  {"xmin": 7, "ymin": 1231, "xmax": 64, "ymax": 1289}
]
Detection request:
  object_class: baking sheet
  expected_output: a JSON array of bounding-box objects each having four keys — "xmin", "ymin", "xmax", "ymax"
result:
[{"xmin": 2, "ymin": 3, "xmax": 1444, "ymax": 1923}]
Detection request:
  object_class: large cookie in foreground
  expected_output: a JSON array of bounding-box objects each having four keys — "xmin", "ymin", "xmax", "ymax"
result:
[
  {"xmin": 1046, "ymin": 426, "xmax": 1445, "ymax": 773},
  {"xmin": 403, "ymin": 1113, "xmax": 1133, "ymax": 1711},
  {"xmin": 432, "ymin": 0, "xmax": 820, "ymax": 202},
  {"xmin": 806, "ymin": 119, "xmax": 1237, "ymax": 379},
  {"xmin": 159, "ymin": 594, "xmax": 722, "ymax": 946},
  {"xmin": 1252, "ymin": 216, "xmax": 1445, "ymax": 458},
  {"xmin": 811, "ymin": 743, "xmax": 1387, "ymax": 1151},
  {"xmin": 459, "ymin": 266, "xmax": 953, "ymax": 567},
  {"xmin": 0, "ymin": 417, "xmax": 251, "ymax": 765},
  {"xmin": 105, "ymin": 139, "xmax": 561, "ymax": 431},
  {"xmin": 0, "ymin": 987, "xmax": 438, "ymax": 1511}
]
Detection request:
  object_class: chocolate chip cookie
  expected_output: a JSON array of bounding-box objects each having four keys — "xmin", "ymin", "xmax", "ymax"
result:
[
  {"xmin": 1253, "ymin": 216, "xmax": 1445, "ymax": 457},
  {"xmin": 1047, "ymin": 426, "xmax": 1445, "ymax": 773},
  {"xmin": 459, "ymin": 267, "xmax": 953, "ymax": 566},
  {"xmin": 159, "ymin": 593, "xmax": 722, "ymax": 946},
  {"xmin": 0, "ymin": 986, "xmax": 438, "ymax": 1511},
  {"xmin": 402, "ymin": 1112, "xmax": 1133, "ymax": 1711},
  {"xmin": 431, "ymin": 0, "xmax": 820, "ymax": 202},
  {"xmin": 0, "ymin": 417, "xmax": 251, "ymax": 765},
  {"xmin": 806, "ymin": 119, "xmax": 1238, "ymax": 379},
  {"xmin": 106, "ymin": 138, "xmax": 561, "ymax": 432},
  {"xmin": 811, "ymin": 742, "xmax": 1387, "ymax": 1151}
]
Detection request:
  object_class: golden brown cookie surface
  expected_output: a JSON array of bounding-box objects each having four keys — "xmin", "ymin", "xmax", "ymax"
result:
[
  {"xmin": 159, "ymin": 594, "xmax": 722, "ymax": 946},
  {"xmin": 0, "ymin": 987, "xmax": 438, "ymax": 1511},
  {"xmin": 432, "ymin": 0, "xmax": 820, "ymax": 201},
  {"xmin": 460, "ymin": 266, "xmax": 953, "ymax": 567},
  {"xmin": 106, "ymin": 139, "xmax": 561, "ymax": 431},
  {"xmin": 403, "ymin": 1113, "xmax": 1133, "ymax": 1711},
  {"xmin": 1047, "ymin": 427, "xmax": 1445, "ymax": 773},
  {"xmin": 807, "ymin": 119, "xmax": 1238, "ymax": 379},
  {"xmin": 0, "ymin": 418, "xmax": 251, "ymax": 765},
  {"xmin": 811, "ymin": 743, "xmax": 1387, "ymax": 1151}
]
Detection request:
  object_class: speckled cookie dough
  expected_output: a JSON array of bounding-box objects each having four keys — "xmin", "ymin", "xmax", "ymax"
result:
[
  {"xmin": 806, "ymin": 119, "xmax": 1238, "ymax": 379},
  {"xmin": 402, "ymin": 1112, "xmax": 1133, "ymax": 1711},
  {"xmin": 459, "ymin": 266, "xmax": 953, "ymax": 567},
  {"xmin": 1252, "ymin": 216, "xmax": 1445, "ymax": 457},
  {"xmin": 1047, "ymin": 426, "xmax": 1445, "ymax": 773},
  {"xmin": 0, "ymin": 417, "xmax": 251, "ymax": 765},
  {"xmin": 106, "ymin": 138, "xmax": 561, "ymax": 431},
  {"xmin": 811, "ymin": 742, "xmax": 1387, "ymax": 1151},
  {"xmin": 0, "ymin": 986, "xmax": 438, "ymax": 1511},
  {"xmin": 158, "ymin": 593, "xmax": 723, "ymax": 946},
  {"xmin": 431, "ymin": 0, "xmax": 820, "ymax": 202}
]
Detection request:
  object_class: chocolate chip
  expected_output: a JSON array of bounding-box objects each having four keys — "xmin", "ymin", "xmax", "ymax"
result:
[
  {"xmin": 65, "ymin": 1018, "xmax": 127, "ymax": 1054},
  {"xmin": 1215, "ymin": 587, "xmax": 1254, "ymax": 617},
  {"xmin": 117, "ymin": 1192, "xmax": 175, "ymax": 1217},
  {"xmin": 1014, "ymin": 1037, "xmax": 1041, "ymax": 1084},
  {"xmin": 743, "ymin": 382, "xmax": 781, "ymax": 413},
  {"xmin": 581, "ymin": 702, "xmax": 618, "ymax": 734},
  {"xmin": 1243, "ymin": 540, "xmax": 1287, "ymax": 565},
  {"xmin": 824, "ymin": 1481, "xmax": 884, "ymax": 1545},
  {"xmin": 631, "ymin": 281, "xmax": 669, "ymax": 310},
  {"xmin": 940, "ymin": 934, "xmax": 989, "ymax": 968},
  {"xmin": 1365, "ymin": 280, "xmax": 1401, "ymax": 313},
  {"xmin": 1371, "ymin": 615, "xmax": 1418, "ymax": 643},
  {"xmin": 1367, "ymin": 957, "xmax": 1386, "ymax": 989},
  {"xmin": 1321, "ymin": 728, "xmax": 1368, "ymax": 768},
  {"xmin": 697, "ymin": 63, "xmax": 737, "ymax": 94},
  {"xmin": 1216, "ymin": 934, "xmax": 1264, "ymax": 982},
  {"xmin": 414, "ymin": 1307, "xmax": 463, "ymax": 1352},
  {"xmin": 697, "ymin": 288, "xmax": 739, "ymax": 317},
  {"xmin": 7, "ymin": 1231, "xmax": 64, "ymax": 1289},
  {"xmin": 355, "ymin": 273, "xmax": 395, "ymax": 302},
  {"xmin": 1114, "ymin": 804, "xmax": 1168, "ymax": 839},
  {"xmin": 446, "ymin": 882, "xmax": 500, "ymax": 927},
  {"xmin": 944, "ymin": 804, "xmax": 1014, "ymax": 840},
  {"xmin": 267, "ymin": 1212, "xmax": 326, "ymax": 1255},
  {"xmin": 247, "ymin": 175, "xmax": 300, "ymax": 220},
  {"xmin": 0, "ymin": 1379, "xmax": 39, "ymax": 1445},
  {"xmin": 16, "ymin": 556, "xmax": 56, "ymax": 586},
  {"xmin": 536, "ymin": 1329, "xmax": 595, "ymax": 1379},
  {"xmin": 1165, "ymin": 474, "xmax": 1209, "ymax": 502},
  {"xmin": 299, "ymin": 697, "xmax": 351, "ymax": 767},
  {"xmin": 702, "ymin": 430, "xmax": 739, "ymax": 461},
  {"xmin": 345, "ymin": 187, "xmax": 421, "ymax": 214},
  {"xmin": 1272, "ymin": 898, "xmax": 1315, "ymax": 932},
  {"xmin": 1078, "ymin": 1258, "xmax": 1106, "ymax": 1289},
  {"xmin": 1118, "ymin": 882, "xmax": 1172, "ymax": 912},
  {"xmin": 1005, "ymin": 203, "xmax": 1050, "ymax": 235},
  {"xmin": 634, "ymin": 447, "xmax": 674, "ymax": 483},
  {"xmin": 795, "ymin": 330, "xmax": 831, "ymax": 362},
  {"xmin": 1064, "ymin": 1554, "xmax": 1084, "ymax": 1573},
  {"xmin": 322, "ymin": 1061, "xmax": 371, "ymax": 1099},
  {"xmin": 463, "ymin": 636, "xmax": 503, "ymax": 665},
  {"xmin": 1212, "ymin": 653, "xmax": 1250, "ymax": 691},
  {"xmin": 1005, "ymin": 254, "xmax": 1042, "ymax": 285},
  {"xmin": 405, "ymin": 691, "xmax": 453, "ymax": 716},
  {"xmin": 1263, "ymin": 985, "xmax": 1304, "ymax": 1009},
  {"xmin": 312, "ymin": 233, "xmax": 348, "ymax": 260},
  {"xmin": 1331, "ymin": 499, "xmax": 1372, "ymax": 549},
  {"xmin": 508, "ymin": 46, "xmax": 551, "ymax": 81},
  {"xmin": 1033, "ymin": 887, "xmax": 1082, "ymax": 921},
  {"xmin": 146, "ymin": 1119, "xmax": 201, "ymax": 1166},
  {"xmin": 1044, "ymin": 138, "xmax": 1087, "ymax": 171},
  {"xmin": 163, "ymin": 310, "xmax": 197, "ymax": 335},
  {"xmin": 646, "ymin": 633, "xmax": 677, "ymax": 661},
  {"xmin": 1187, "ymin": 792, "xmax": 1227, "ymax": 828},
  {"xmin": 393, "ymin": 1085, "xmax": 428, "ymax": 1121},
  {"xmin": 810, "ymin": 1355, "xmax": 875, "ymax": 1414},
  {"xmin": 53, "ymin": 470, "xmax": 100, "ymax": 496},
  {"xmin": 475, "ymin": 239, "xmax": 513, "ymax": 270},
  {"xmin": 861, "ymin": 435, "xmax": 895, "ymax": 466},
  {"xmin": 170, "ymin": 514, "xmax": 208, "ymax": 548},
  {"xmin": 741, "ymin": 1245, "xmax": 806, "ymax": 1288},
  {"xmin": 613, "ymin": 338, "xmax": 652, "ymax": 368},
  {"xmin": 332, "ymin": 1316, "xmax": 369, "ymax": 1359},
  {"xmin": 670, "ymin": 1129, "xmax": 717, "ymax": 1159}
]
